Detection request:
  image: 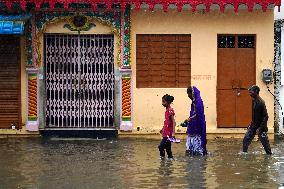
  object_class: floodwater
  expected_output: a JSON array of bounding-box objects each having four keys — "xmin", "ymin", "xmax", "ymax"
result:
[{"xmin": 0, "ymin": 137, "xmax": 284, "ymax": 189}]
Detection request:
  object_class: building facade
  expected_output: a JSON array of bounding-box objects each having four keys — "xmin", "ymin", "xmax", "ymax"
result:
[{"xmin": 0, "ymin": 0, "xmax": 280, "ymax": 138}]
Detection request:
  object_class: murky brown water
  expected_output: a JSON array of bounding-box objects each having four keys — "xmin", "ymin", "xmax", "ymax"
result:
[{"xmin": 0, "ymin": 137, "xmax": 283, "ymax": 189}]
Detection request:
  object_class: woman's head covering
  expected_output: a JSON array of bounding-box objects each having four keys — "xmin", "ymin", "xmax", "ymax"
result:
[{"xmin": 192, "ymin": 86, "xmax": 201, "ymax": 101}]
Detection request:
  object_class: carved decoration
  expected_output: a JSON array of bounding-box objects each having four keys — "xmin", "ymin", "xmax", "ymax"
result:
[
  {"xmin": 28, "ymin": 74, "xmax": 37, "ymax": 120},
  {"xmin": 63, "ymin": 15, "xmax": 96, "ymax": 32},
  {"xmin": 122, "ymin": 76, "xmax": 131, "ymax": 119}
]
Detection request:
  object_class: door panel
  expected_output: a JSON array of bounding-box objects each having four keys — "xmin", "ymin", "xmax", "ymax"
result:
[
  {"xmin": 236, "ymin": 49, "xmax": 256, "ymax": 89},
  {"xmin": 235, "ymin": 48, "xmax": 255, "ymax": 128},
  {"xmin": 236, "ymin": 90, "xmax": 252, "ymax": 127},
  {"xmin": 217, "ymin": 49, "xmax": 236, "ymax": 90},
  {"xmin": 217, "ymin": 90, "xmax": 236, "ymax": 128}
]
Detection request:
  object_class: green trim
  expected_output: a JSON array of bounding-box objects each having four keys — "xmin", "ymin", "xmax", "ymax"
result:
[
  {"xmin": 28, "ymin": 116, "xmax": 38, "ymax": 121},
  {"xmin": 29, "ymin": 73, "xmax": 37, "ymax": 77},
  {"xmin": 122, "ymin": 117, "xmax": 131, "ymax": 121},
  {"xmin": 122, "ymin": 74, "xmax": 131, "ymax": 79}
]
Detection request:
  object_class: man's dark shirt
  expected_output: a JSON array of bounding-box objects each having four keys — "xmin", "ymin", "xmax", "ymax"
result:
[{"xmin": 251, "ymin": 97, "xmax": 268, "ymax": 132}]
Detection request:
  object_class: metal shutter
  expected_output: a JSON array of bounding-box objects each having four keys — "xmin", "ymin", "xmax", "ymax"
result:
[{"xmin": 0, "ymin": 36, "xmax": 21, "ymax": 129}]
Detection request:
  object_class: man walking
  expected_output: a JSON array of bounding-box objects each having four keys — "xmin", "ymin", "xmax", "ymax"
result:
[{"xmin": 242, "ymin": 85, "xmax": 272, "ymax": 155}]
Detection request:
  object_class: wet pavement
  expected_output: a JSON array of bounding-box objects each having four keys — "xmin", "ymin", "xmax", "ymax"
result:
[{"xmin": 0, "ymin": 137, "xmax": 284, "ymax": 189}]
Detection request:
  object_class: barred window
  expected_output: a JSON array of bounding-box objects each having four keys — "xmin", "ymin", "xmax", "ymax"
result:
[
  {"xmin": 217, "ymin": 34, "xmax": 255, "ymax": 49},
  {"xmin": 136, "ymin": 34, "xmax": 191, "ymax": 88},
  {"xmin": 218, "ymin": 35, "xmax": 235, "ymax": 48},
  {"xmin": 238, "ymin": 36, "xmax": 255, "ymax": 48}
]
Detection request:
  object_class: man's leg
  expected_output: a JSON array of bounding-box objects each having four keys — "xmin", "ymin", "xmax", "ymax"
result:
[
  {"xmin": 258, "ymin": 132, "xmax": 272, "ymax": 155},
  {"xmin": 243, "ymin": 127, "xmax": 256, "ymax": 152}
]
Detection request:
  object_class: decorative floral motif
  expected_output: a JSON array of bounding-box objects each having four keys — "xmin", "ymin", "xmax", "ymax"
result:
[
  {"xmin": 25, "ymin": 14, "xmax": 38, "ymax": 67},
  {"xmin": 25, "ymin": 20, "xmax": 33, "ymax": 66},
  {"xmin": 122, "ymin": 76, "xmax": 131, "ymax": 118},
  {"xmin": 34, "ymin": 11, "xmax": 124, "ymax": 66},
  {"xmin": 63, "ymin": 15, "xmax": 96, "ymax": 32},
  {"xmin": 35, "ymin": 12, "xmax": 120, "ymax": 33},
  {"xmin": 123, "ymin": 6, "xmax": 131, "ymax": 68},
  {"xmin": 28, "ymin": 74, "xmax": 37, "ymax": 120}
]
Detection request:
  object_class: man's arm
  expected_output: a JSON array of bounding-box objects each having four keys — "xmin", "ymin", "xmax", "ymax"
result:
[{"xmin": 257, "ymin": 102, "xmax": 268, "ymax": 134}]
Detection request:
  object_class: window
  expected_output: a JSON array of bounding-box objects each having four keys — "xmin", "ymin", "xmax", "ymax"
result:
[
  {"xmin": 217, "ymin": 35, "xmax": 235, "ymax": 48},
  {"xmin": 238, "ymin": 36, "xmax": 255, "ymax": 48},
  {"xmin": 218, "ymin": 35, "xmax": 255, "ymax": 49},
  {"xmin": 136, "ymin": 34, "xmax": 191, "ymax": 88}
]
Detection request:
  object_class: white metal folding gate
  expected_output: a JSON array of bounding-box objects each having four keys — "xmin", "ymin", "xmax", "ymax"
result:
[{"xmin": 44, "ymin": 34, "xmax": 114, "ymax": 128}]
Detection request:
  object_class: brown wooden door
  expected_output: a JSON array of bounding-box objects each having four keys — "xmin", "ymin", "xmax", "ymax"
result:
[
  {"xmin": 0, "ymin": 36, "xmax": 21, "ymax": 129},
  {"xmin": 217, "ymin": 35, "xmax": 255, "ymax": 128}
]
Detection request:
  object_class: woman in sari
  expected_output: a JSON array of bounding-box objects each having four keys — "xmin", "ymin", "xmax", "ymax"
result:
[{"xmin": 185, "ymin": 86, "xmax": 207, "ymax": 155}]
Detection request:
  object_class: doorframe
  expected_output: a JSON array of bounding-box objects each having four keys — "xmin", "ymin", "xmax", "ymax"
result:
[
  {"xmin": 216, "ymin": 34, "xmax": 256, "ymax": 128},
  {"xmin": 39, "ymin": 33, "xmax": 120, "ymax": 130},
  {"xmin": 18, "ymin": 36, "xmax": 22, "ymax": 129}
]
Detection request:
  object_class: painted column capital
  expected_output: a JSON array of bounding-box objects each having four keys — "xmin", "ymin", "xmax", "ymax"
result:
[
  {"xmin": 120, "ymin": 68, "xmax": 132, "ymax": 73},
  {"xmin": 26, "ymin": 67, "xmax": 38, "ymax": 74}
]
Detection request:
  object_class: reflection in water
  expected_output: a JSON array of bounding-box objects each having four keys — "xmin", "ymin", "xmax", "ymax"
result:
[
  {"xmin": 184, "ymin": 156, "xmax": 207, "ymax": 189},
  {"xmin": 157, "ymin": 160, "xmax": 174, "ymax": 189},
  {"xmin": 0, "ymin": 138, "xmax": 283, "ymax": 188}
]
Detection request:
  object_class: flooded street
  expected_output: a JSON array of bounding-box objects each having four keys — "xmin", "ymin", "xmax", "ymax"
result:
[{"xmin": 0, "ymin": 137, "xmax": 284, "ymax": 189}]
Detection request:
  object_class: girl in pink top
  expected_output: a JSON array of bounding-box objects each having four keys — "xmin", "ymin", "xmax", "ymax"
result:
[{"xmin": 158, "ymin": 94, "xmax": 176, "ymax": 159}]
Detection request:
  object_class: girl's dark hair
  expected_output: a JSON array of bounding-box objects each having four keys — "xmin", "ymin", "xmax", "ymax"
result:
[
  {"xmin": 187, "ymin": 86, "xmax": 192, "ymax": 94},
  {"xmin": 162, "ymin": 94, "xmax": 174, "ymax": 103}
]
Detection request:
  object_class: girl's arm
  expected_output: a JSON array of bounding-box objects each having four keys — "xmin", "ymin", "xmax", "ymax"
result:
[{"xmin": 171, "ymin": 115, "xmax": 176, "ymax": 136}]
